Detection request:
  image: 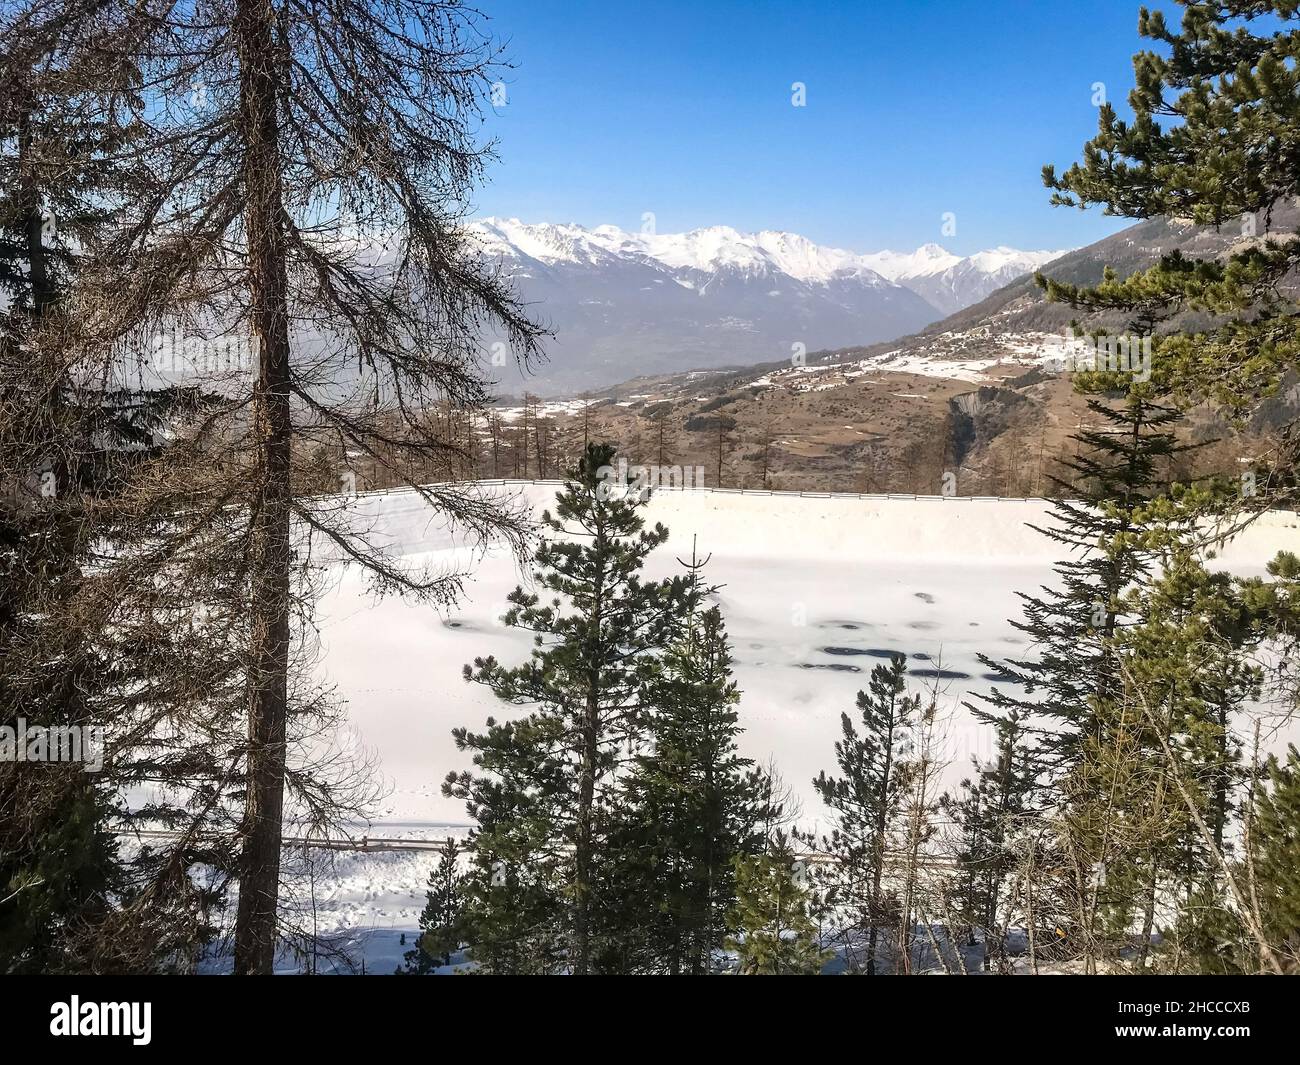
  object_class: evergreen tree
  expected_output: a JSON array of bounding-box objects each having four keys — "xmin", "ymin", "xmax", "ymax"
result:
[
  {"xmin": 965, "ymin": 393, "xmax": 1200, "ymax": 970},
  {"xmin": 1039, "ymin": 0, "xmax": 1300, "ymax": 733},
  {"xmin": 974, "ymin": 393, "xmax": 1184, "ymax": 779},
  {"xmin": 1113, "ymin": 494, "xmax": 1259, "ymax": 969},
  {"xmin": 1032, "ymin": 3, "xmax": 1300, "ymax": 970},
  {"xmin": 446, "ymin": 443, "xmax": 691, "ymax": 974},
  {"xmin": 1247, "ymin": 744, "xmax": 1300, "ymax": 972},
  {"xmin": 726, "ymin": 835, "xmax": 828, "ymax": 976},
  {"xmin": 980, "ymin": 471, "xmax": 1263, "ymax": 972},
  {"xmin": 1041, "ymin": 1, "xmax": 1300, "ymax": 501},
  {"xmin": 605, "ymin": 549, "xmax": 771, "ymax": 973},
  {"xmin": 451, "ymin": 790, "xmax": 568, "ymax": 976},
  {"xmin": 941, "ymin": 704, "xmax": 1038, "ymax": 970},
  {"xmin": 402, "ymin": 839, "xmax": 464, "ymax": 973},
  {"xmin": 800, "ymin": 653, "xmax": 918, "ymax": 975}
]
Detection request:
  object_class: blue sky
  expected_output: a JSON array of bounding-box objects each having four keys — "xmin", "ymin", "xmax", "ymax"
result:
[{"xmin": 469, "ymin": 0, "xmax": 1171, "ymax": 255}]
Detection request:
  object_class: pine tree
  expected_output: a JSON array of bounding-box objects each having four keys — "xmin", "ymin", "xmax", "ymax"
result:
[
  {"xmin": 1041, "ymin": 2, "xmax": 1300, "ymax": 502},
  {"xmin": 449, "ymin": 768, "xmax": 569, "ymax": 976},
  {"xmin": 726, "ymin": 836, "xmax": 828, "ymax": 976},
  {"xmin": 800, "ymin": 652, "xmax": 918, "ymax": 975},
  {"xmin": 1112, "ymin": 493, "xmax": 1262, "ymax": 969},
  {"xmin": 446, "ymin": 443, "xmax": 691, "ymax": 974},
  {"xmin": 965, "ymin": 393, "xmax": 1199, "ymax": 970},
  {"xmin": 983, "ymin": 475, "xmax": 1263, "ymax": 973},
  {"xmin": 401, "ymin": 839, "xmax": 464, "ymax": 973},
  {"xmin": 974, "ymin": 394, "xmax": 1185, "ymax": 777},
  {"xmin": 606, "ymin": 548, "xmax": 771, "ymax": 974},
  {"xmin": 1032, "ymin": 5, "xmax": 1300, "ymax": 970},
  {"xmin": 941, "ymin": 704, "xmax": 1038, "ymax": 970},
  {"xmin": 1040, "ymin": 0, "xmax": 1300, "ymax": 722},
  {"xmin": 1247, "ymin": 744, "xmax": 1300, "ymax": 972}
]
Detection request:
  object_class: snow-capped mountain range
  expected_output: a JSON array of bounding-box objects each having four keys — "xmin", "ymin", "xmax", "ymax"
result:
[
  {"xmin": 469, "ymin": 218, "xmax": 1067, "ymax": 394},
  {"xmin": 858, "ymin": 242, "xmax": 1068, "ymax": 316}
]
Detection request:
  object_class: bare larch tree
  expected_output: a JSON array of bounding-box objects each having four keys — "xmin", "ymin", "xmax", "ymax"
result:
[{"xmin": 56, "ymin": 0, "xmax": 545, "ymax": 973}]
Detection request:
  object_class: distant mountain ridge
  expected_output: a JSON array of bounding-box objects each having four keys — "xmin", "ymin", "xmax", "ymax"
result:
[
  {"xmin": 819, "ymin": 201, "xmax": 1300, "ymax": 376},
  {"xmin": 547, "ymin": 213, "xmax": 1294, "ymax": 505},
  {"xmin": 580, "ymin": 209, "xmax": 1300, "ymax": 442},
  {"xmin": 859, "ymin": 242, "xmax": 1068, "ymax": 316},
  {"xmin": 470, "ymin": 218, "xmax": 1069, "ymax": 394}
]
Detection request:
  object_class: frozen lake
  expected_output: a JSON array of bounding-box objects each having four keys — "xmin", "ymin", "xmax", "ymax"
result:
[{"xmin": 280, "ymin": 483, "xmax": 1300, "ymax": 959}]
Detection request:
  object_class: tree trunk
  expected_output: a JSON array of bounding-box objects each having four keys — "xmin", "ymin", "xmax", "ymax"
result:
[
  {"xmin": 1137, "ymin": 697, "xmax": 1174, "ymax": 971},
  {"xmin": 573, "ymin": 522, "xmax": 606, "ymax": 975},
  {"xmin": 1213, "ymin": 697, "xmax": 1230, "ymax": 850},
  {"xmin": 897, "ymin": 753, "xmax": 931, "ymax": 975},
  {"xmin": 866, "ymin": 702, "xmax": 897, "ymax": 976},
  {"xmin": 17, "ymin": 103, "xmax": 53, "ymax": 319},
  {"xmin": 1137, "ymin": 855, "xmax": 1159, "ymax": 971},
  {"xmin": 574, "ymin": 687, "xmax": 597, "ymax": 974},
  {"xmin": 232, "ymin": 0, "xmax": 294, "ymax": 976}
]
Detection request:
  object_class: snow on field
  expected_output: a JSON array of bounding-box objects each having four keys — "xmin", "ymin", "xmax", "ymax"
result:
[
  {"xmin": 290, "ymin": 483, "xmax": 1300, "ymax": 965},
  {"xmin": 750, "ymin": 331, "xmax": 1089, "ymax": 388}
]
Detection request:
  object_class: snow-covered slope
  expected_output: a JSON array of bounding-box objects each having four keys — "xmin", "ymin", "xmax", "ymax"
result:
[
  {"xmin": 293, "ymin": 485, "xmax": 1300, "ymax": 956},
  {"xmin": 468, "ymin": 219, "xmax": 1068, "ymax": 393}
]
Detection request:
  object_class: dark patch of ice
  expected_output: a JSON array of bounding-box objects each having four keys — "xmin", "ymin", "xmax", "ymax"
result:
[{"xmin": 798, "ymin": 662, "xmax": 862, "ymax": 673}]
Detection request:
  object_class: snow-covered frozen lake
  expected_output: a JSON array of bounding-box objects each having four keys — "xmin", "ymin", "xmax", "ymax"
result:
[{"xmin": 284, "ymin": 483, "xmax": 1300, "ymax": 964}]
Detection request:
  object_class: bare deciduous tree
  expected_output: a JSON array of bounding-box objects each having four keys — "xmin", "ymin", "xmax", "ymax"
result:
[{"xmin": 45, "ymin": 0, "xmax": 546, "ymax": 972}]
